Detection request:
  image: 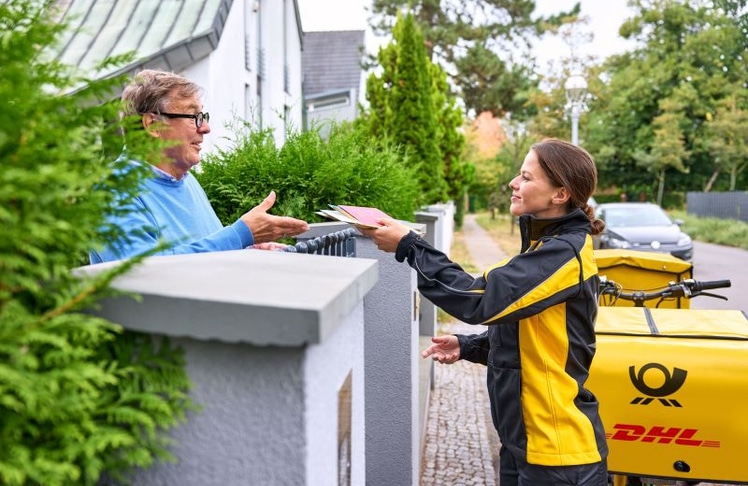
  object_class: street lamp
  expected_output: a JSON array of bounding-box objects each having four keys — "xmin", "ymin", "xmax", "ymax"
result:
[{"xmin": 564, "ymin": 74, "xmax": 588, "ymax": 146}]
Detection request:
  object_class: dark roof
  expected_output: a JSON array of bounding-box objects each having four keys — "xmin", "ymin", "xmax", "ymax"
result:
[
  {"xmin": 52, "ymin": 0, "xmax": 234, "ymax": 81},
  {"xmin": 302, "ymin": 30, "xmax": 365, "ymax": 98}
]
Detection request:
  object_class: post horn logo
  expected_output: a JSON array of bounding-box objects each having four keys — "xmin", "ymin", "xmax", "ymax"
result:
[{"xmin": 628, "ymin": 363, "xmax": 687, "ymax": 407}]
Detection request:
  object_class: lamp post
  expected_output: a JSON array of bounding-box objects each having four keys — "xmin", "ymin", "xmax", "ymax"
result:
[{"xmin": 564, "ymin": 74, "xmax": 588, "ymax": 146}]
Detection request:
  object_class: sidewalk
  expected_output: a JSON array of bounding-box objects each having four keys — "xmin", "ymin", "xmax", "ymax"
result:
[{"xmin": 420, "ymin": 213, "xmax": 508, "ymax": 485}]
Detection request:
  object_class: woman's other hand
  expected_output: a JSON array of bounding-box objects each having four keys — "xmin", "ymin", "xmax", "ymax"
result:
[{"xmin": 421, "ymin": 335, "xmax": 460, "ymax": 364}]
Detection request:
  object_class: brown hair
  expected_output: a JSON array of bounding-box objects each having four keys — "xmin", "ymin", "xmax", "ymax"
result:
[
  {"xmin": 531, "ymin": 139, "xmax": 605, "ymax": 235},
  {"xmin": 120, "ymin": 69, "xmax": 202, "ymax": 117}
]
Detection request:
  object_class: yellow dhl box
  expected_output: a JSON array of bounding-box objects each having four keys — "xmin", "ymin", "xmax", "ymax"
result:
[
  {"xmin": 594, "ymin": 249, "xmax": 693, "ymax": 309},
  {"xmin": 588, "ymin": 306, "xmax": 748, "ymax": 483}
]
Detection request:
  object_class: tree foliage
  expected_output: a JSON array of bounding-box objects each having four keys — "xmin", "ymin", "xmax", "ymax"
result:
[
  {"xmin": 463, "ymin": 115, "xmax": 538, "ymax": 212},
  {"xmin": 430, "ymin": 55, "xmax": 474, "ymax": 226},
  {"xmin": 705, "ymin": 93, "xmax": 748, "ymax": 191},
  {"xmin": 584, "ymin": 0, "xmax": 748, "ymax": 202},
  {"xmin": 362, "ymin": 12, "xmax": 449, "ymax": 205},
  {"xmin": 195, "ymin": 122, "xmax": 422, "ymax": 225},
  {"xmin": 369, "ymin": 0, "xmax": 580, "ymax": 118},
  {"xmin": 0, "ymin": 1, "xmax": 195, "ymax": 484}
]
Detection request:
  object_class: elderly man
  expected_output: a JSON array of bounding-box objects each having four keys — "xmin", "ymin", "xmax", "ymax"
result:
[{"xmin": 90, "ymin": 69, "xmax": 308, "ymax": 264}]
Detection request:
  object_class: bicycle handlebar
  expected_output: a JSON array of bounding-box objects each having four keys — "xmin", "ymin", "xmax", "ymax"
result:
[
  {"xmin": 599, "ymin": 277, "xmax": 732, "ymax": 307},
  {"xmin": 689, "ymin": 279, "xmax": 731, "ymax": 292}
]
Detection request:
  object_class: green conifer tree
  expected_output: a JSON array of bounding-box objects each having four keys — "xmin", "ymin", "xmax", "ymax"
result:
[
  {"xmin": 364, "ymin": 12, "xmax": 448, "ymax": 205},
  {"xmin": 0, "ymin": 1, "xmax": 194, "ymax": 484},
  {"xmin": 430, "ymin": 63, "xmax": 473, "ymax": 226}
]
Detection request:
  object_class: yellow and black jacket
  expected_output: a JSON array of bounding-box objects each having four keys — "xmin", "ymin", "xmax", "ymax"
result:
[{"xmin": 395, "ymin": 209, "xmax": 607, "ymax": 466}]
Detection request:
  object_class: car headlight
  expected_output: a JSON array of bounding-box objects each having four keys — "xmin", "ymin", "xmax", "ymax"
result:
[
  {"xmin": 677, "ymin": 233, "xmax": 692, "ymax": 247},
  {"xmin": 606, "ymin": 235, "xmax": 631, "ymax": 249}
]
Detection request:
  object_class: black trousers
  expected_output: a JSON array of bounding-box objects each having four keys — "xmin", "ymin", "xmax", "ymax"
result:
[{"xmin": 499, "ymin": 446, "xmax": 608, "ymax": 486}]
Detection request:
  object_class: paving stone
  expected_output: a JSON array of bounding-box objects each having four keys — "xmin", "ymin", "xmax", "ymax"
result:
[{"xmin": 420, "ymin": 321, "xmax": 498, "ymax": 485}]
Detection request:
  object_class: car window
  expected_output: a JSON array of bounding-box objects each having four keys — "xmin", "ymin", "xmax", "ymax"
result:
[{"xmin": 603, "ymin": 206, "xmax": 673, "ymax": 227}]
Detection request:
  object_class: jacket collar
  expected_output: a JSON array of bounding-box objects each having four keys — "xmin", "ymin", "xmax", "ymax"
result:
[{"xmin": 519, "ymin": 209, "xmax": 591, "ymax": 251}]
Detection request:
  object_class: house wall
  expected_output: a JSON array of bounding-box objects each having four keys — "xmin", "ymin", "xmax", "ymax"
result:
[
  {"xmin": 305, "ymin": 89, "xmax": 358, "ymax": 139},
  {"xmin": 284, "ymin": 0, "xmax": 304, "ymax": 134},
  {"xmin": 184, "ymin": 0, "xmax": 304, "ymax": 156}
]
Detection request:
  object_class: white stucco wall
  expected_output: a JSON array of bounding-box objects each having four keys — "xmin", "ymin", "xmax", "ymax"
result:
[
  {"xmin": 184, "ymin": 0, "xmax": 246, "ymax": 155},
  {"xmin": 305, "ymin": 301, "xmax": 366, "ymax": 486},
  {"xmin": 183, "ymin": 0, "xmax": 304, "ymax": 156},
  {"xmin": 356, "ymin": 237, "xmax": 422, "ymax": 486},
  {"xmin": 284, "ymin": 0, "xmax": 304, "ymax": 134}
]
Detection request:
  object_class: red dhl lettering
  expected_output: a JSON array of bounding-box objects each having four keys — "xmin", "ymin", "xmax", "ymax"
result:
[{"xmin": 607, "ymin": 424, "xmax": 720, "ymax": 448}]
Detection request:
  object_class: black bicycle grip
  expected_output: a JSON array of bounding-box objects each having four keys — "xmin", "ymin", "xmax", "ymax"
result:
[{"xmin": 690, "ymin": 279, "xmax": 731, "ymax": 291}]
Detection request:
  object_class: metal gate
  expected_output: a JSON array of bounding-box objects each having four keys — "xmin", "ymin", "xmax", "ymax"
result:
[{"xmin": 283, "ymin": 228, "xmax": 357, "ymax": 257}]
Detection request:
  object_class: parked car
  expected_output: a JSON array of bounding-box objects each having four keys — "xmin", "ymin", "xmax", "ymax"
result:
[{"xmin": 593, "ymin": 202, "xmax": 694, "ymax": 261}]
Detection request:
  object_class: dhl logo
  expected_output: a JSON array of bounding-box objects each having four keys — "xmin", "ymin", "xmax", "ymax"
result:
[{"xmin": 607, "ymin": 424, "xmax": 720, "ymax": 448}]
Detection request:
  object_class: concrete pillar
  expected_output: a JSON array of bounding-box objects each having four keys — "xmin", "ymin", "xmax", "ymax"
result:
[
  {"xmin": 356, "ymin": 234, "xmax": 421, "ymax": 486},
  {"xmin": 78, "ymin": 250, "xmax": 377, "ymax": 485},
  {"xmin": 414, "ymin": 211, "xmax": 439, "ymax": 338}
]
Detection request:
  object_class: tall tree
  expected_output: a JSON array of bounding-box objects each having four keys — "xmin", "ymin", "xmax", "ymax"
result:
[
  {"xmin": 430, "ymin": 62, "xmax": 473, "ymax": 224},
  {"xmin": 369, "ymin": 0, "xmax": 580, "ymax": 118},
  {"xmin": 364, "ymin": 12, "xmax": 448, "ymax": 204},
  {"xmin": 705, "ymin": 92, "xmax": 748, "ymax": 191},
  {"xmin": 584, "ymin": 0, "xmax": 748, "ymax": 199},
  {"xmin": 637, "ymin": 98, "xmax": 691, "ymax": 204}
]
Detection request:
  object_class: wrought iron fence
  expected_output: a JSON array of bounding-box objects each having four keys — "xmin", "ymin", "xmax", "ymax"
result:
[{"xmin": 283, "ymin": 228, "xmax": 357, "ymax": 257}]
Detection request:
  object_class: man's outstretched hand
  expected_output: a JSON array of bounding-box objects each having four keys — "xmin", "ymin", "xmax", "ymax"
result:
[{"xmin": 240, "ymin": 191, "xmax": 309, "ymax": 244}]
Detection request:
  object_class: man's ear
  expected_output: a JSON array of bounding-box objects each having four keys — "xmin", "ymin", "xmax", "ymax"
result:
[
  {"xmin": 552, "ymin": 187, "xmax": 571, "ymax": 206},
  {"xmin": 141, "ymin": 113, "xmax": 161, "ymax": 138}
]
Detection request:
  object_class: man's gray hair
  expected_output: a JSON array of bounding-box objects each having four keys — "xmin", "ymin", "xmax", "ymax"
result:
[{"xmin": 121, "ymin": 69, "xmax": 202, "ymax": 117}]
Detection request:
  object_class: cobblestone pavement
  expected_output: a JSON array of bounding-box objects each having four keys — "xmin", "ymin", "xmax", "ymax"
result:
[
  {"xmin": 420, "ymin": 214, "xmax": 504, "ymax": 485},
  {"xmin": 420, "ymin": 321, "xmax": 499, "ymax": 486}
]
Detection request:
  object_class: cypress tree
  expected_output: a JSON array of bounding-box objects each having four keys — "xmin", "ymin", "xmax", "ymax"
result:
[
  {"xmin": 430, "ymin": 63, "xmax": 472, "ymax": 226},
  {"xmin": 365, "ymin": 12, "xmax": 448, "ymax": 204}
]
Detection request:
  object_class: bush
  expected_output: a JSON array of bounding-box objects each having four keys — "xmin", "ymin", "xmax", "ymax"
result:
[
  {"xmin": 196, "ymin": 121, "xmax": 422, "ymax": 225},
  {"xmin": 0, "ymin": 1, "xmax": 195, "ymax": 484},
  {"xmin": 671, "ymin": 210, "xmax": 748, "ymax": 250}
]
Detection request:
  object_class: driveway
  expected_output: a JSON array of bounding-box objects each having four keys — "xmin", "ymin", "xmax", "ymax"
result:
[{"xmin": 690, "ymin": 241, "xmax": 748, "ymax": 311}]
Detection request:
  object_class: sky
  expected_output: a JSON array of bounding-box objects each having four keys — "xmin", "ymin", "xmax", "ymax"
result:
[{"xmin": 296, "ymin": 0, "xmax": 637, "ymax": 74}]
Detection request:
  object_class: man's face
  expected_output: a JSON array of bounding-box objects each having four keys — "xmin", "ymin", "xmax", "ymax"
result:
[{"xmin": 156, "ymin": 91, "xmax": 210, "ymax": 177}]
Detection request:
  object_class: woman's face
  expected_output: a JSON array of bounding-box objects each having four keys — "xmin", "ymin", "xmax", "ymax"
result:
[{"xmin": 508, "ymin": 149, "xmax": 569, "ymax": 219}]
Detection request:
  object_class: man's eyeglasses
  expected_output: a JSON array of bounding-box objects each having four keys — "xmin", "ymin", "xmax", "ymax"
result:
[{"xmin": 158, "ymin": 111, "xmax": 210, "ymax": 128}]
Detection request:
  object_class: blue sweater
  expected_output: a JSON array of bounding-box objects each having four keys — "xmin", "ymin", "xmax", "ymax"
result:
[{"xmin": 90, "ymin": 161, "xmax": 253, "ymax": 264}]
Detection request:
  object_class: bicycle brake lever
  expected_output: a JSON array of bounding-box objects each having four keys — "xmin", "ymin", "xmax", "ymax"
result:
[{"xmin": 693, "ymin": 291, "xmax": 728, "ymax": 301}]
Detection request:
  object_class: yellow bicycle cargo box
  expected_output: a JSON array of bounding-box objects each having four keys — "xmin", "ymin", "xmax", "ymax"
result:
[
  {"xmin": 589, "ymin": 307, "xmax": 748, "ymax": 482},
  {"xmin": 594, "ymin": 249, "xmax": 693, "ymax": 309}
]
